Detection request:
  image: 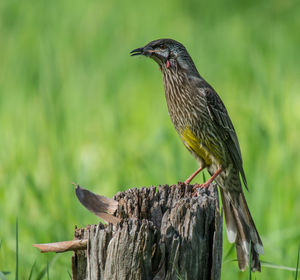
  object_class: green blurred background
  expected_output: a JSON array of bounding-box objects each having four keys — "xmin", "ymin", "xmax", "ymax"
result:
[{"xmin": 0, "ymin": 0, "xmax": 299, "ymax": 278}]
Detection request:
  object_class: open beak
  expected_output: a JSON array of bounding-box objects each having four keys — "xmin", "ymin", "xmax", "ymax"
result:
[
  {"xmin": 130, "ymin": 46, "xmax": 158, "ymax": 57},
  {"xmin": 130, "ymin": 47, "xmax": 144, "ymax": 56},
  {"xmin": 130, "ymin": 45, "xmax": 167, "ymax": 66}
]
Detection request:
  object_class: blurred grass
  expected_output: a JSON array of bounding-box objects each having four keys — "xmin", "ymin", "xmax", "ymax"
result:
[{"xmin": 0, "ymin": 0, "xmax": 299, "ymax": 278}]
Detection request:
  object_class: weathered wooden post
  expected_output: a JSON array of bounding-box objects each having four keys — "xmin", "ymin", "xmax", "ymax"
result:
[{"xmin": 72, "ymin": 183, "xmax": 223, "ymax": 280}]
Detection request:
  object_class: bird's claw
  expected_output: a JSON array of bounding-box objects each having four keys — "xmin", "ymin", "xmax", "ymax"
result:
[
  {"xmin": 192, "ymin": 182, "xmax": 211, "ymax": 196},
  {"xmin": 193, "ymin": 182, "xmax": 211, "ymax": 190}
]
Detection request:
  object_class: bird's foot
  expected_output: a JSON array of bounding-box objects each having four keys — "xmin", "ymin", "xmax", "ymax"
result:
[
  {"xmin": 192, "ymin": 182, "xmax": 211, "ymax": 196},
  {"xmin": 193, "ymin": 182, "xmax": 211, "ymax": 190}
]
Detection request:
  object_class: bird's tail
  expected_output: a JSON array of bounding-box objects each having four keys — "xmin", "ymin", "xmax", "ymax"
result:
[{"xmin": 220, "ymin": 187, "xmax": 264, "ymax": 271}]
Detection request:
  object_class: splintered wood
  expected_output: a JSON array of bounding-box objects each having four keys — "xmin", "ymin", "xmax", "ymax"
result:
[{"xmin": 72, "ymin": 183, "xmax": 223, "ymax": 280}]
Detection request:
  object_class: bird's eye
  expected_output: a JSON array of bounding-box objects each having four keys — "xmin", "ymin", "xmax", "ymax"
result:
[{"xmin": 160, "ymin": 45, "xmax": 166, "ymax": 50}]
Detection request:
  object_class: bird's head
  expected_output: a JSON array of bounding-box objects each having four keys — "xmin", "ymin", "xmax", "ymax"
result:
[{"xmin": 130, "ymin": 39, "xmax": 197, "ymax": 73}]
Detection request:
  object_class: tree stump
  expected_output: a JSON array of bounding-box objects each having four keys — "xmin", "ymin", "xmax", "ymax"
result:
[{"xmin": 72, "ymin": 183, "xmax": 223, "ymax": 280}]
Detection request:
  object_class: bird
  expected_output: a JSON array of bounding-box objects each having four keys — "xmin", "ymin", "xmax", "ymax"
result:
[{"xmin": 130, "ymin": 39, "xmax": 264, "ymax": 271}]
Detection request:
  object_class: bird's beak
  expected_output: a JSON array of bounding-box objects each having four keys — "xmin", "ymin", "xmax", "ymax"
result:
[
  {"xmin": 130, "ymin": 47, "xmax": 144, "ymax": 56},
  {"xmin": 130, "ymin": 46, "xmax": 156, "ymax": 57}
]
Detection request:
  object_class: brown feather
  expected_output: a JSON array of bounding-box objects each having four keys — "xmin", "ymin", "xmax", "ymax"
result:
[{"xmin": 131, "ymin": 38, "xmax": 264, "ymax": 271}]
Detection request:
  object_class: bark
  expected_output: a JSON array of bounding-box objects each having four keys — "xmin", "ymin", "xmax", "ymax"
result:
[{"xmin": 72, "ymin": 183, "xmax": 223, "ymax": 280}]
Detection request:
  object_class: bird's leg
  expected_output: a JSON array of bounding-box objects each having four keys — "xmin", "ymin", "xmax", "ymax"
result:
[
  {"xmin": 184, "ymin": 166, "xmax": 205, "ymax": 185},
  {"xmin": 193, "ymin": 167, "xmax": 222, "ymax": 190}
]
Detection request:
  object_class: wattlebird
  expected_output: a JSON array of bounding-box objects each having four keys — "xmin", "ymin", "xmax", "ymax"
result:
[{"xmin": 130, "ymin": 39, "xmax": 264, "ymax": 271}]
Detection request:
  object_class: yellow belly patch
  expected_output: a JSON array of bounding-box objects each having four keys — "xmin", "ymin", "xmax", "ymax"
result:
[{"xmin": 180, "ymin": 127, "xmax": 220, "ymax": 165}]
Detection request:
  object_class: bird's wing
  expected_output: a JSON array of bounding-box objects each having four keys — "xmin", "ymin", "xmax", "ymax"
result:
[{"xmin": 204, "ymin": 86, "xmax": 248, "ymax": 190}]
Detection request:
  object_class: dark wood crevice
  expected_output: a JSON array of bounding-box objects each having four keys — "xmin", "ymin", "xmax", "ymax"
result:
[{"xmin": 72, "ymin": 183, "xmax": 223, "ymax": 280}]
